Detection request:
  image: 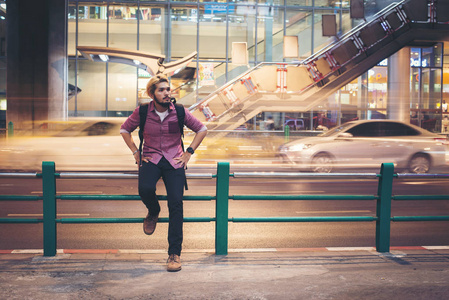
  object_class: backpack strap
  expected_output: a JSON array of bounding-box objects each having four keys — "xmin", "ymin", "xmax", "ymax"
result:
[
  {"xmin": 138, "ymin": 104, "xmax": 149, "ymax": 165},
  {"xmin": 174, "ymin": 103, "xmax": 188, "ymax": 190},
  {"xmin": 174, "ymin": 103, "xmax": 185, "ymax": 151}
]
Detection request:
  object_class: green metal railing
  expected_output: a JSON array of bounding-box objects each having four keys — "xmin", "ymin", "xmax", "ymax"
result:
[{"xmin": 1, "ymin": 161, "xmax": 449, "ymax": 256}]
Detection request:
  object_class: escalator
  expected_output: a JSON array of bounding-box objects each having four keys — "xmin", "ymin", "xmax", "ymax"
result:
[
  {"xmin": 177, "ymin": 10, "xmax": 329, "ymax": 106},
  {"xmin": 189, "ymin": 0, "xmax": 449, "ymax": 131}
]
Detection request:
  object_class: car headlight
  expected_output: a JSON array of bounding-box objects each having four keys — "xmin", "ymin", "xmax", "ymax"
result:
[{"xmin": 289, "ymin": 143, "xmax": 314, "ymax": 152}]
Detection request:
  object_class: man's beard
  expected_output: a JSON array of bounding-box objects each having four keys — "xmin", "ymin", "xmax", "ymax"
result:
[{"xmin": 155, "ymin": 96, "xmax": 171, "ymax": 108}]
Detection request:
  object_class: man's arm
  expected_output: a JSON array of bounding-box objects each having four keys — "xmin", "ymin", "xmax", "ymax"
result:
[
  {"xmin": 188, "ymin": 129, "xmax": 208, "ymax": 152},
  {"xmin": 121, "ymin": 132, "xmax": 140, "ymax": 164},
  {"xmin": 175, "ymin": 129, "xmax": 207, "ymax": 168}
]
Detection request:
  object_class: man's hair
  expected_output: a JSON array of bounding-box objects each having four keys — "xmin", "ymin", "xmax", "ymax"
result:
[{"xmin": 146, "ymin": 74, "xmax": 169, "ymax": 97}]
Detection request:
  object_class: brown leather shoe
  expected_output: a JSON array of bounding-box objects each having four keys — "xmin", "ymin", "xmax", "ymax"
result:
[
  {"xmin": 143, "ymin": 213, "xmax": 158, "ymax": 235},
  {"xmin": 167, "ymin": 254, "xmax": 182, "ymax": 272}
]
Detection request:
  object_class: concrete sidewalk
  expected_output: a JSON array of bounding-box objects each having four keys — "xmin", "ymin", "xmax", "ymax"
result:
[{"xmin": 1, "ymin": 248, "xmax": 449, "ymax": 300}]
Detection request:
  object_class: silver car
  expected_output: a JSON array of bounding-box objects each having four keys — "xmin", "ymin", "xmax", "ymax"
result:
[{"xmin": 278, "ymin": 120, "xmax": 449, "ymax": 173}]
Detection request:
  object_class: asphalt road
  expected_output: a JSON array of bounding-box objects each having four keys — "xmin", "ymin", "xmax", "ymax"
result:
[{"xmin": 1, "ymin": 171, "xmax": 449, "ymax": 251}]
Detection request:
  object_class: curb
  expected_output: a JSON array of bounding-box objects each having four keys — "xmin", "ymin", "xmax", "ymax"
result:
[{"xmin": 2, "ymin": 246, "xmax": 449, "ymax": 255}]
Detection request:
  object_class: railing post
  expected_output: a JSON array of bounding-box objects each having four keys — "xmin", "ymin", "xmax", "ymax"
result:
[
  {"xmin": 284, "ymin": 125, "xmax": 290, "ymax": 143},
  {"xmin": 376, "ymin": 162, "xmax": 394, "ymax": 253},
  {"xmin": 42, "ymin": 161, "xmax": 57, "ymax": 256},
  {"xmin": 215, "ymin": 162, "xmax": 230, "ymax": 255},
  {"xmin": 7, "ymin": 121, "xmax": 13, "ymax": 138}
]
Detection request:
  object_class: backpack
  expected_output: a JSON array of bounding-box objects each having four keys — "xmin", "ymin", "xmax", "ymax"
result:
[{"xmin": 138, "ymin": 99, "xmax": 188, "ymax": 189}]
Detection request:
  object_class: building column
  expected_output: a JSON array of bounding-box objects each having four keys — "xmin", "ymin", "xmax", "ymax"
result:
[
  {"xmin": 387, "ymin": 47, "xmax": 410, "ymax": 122},
  {"xmin": 6, "ymin": 0, "xmax": 67, "ymax": 130}
]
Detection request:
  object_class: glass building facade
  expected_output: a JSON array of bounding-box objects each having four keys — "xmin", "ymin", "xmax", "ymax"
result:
[
  {"xmin": 67, "ymin": 0, "xmax": 354, "ymax": 118},
  {"xmin": 0, "ymin": 0, "xmax": 438, "ymax": 134}
]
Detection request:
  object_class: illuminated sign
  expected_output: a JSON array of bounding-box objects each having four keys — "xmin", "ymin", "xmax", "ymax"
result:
[
  {"xmin": 410, "ymin": 58, "xmax": 428, "ymax": 67},
  {"xmin": 205, "ymin": 4, "xmax": 235, "ymax": 14},
  {"xmin": 376, "ymin": 58, "xmax": 428, "ymax": 67}
]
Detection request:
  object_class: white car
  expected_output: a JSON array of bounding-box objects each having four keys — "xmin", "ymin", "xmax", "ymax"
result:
[{"xmin": 278, "ymin": 120, "xmax": 449, "ymax": 173}]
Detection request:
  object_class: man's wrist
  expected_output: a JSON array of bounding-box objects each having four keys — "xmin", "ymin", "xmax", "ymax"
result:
[
  {"xmin": 133, "ymin": 149, "xmax": 139, "ymax": 155},
  {"xmin": 186, "ymin": 147, "xmax": 194, "ymax": 155}
]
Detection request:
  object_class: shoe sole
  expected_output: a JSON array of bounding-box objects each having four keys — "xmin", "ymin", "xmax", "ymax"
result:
[{"xmin": 167, "ymin": 266, "xmax": 182, "ymax": 272}]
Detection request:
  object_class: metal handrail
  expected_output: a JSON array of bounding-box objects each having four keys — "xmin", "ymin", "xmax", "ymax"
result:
[
  {"xmin": 1, "ymin": 160, "xmax": 449, "ymax": 257},
  {"xmin": 232, "ymin": 172, "xmax": 379, "ymax": 179},
  {"xmin": 57, "ymin": 172, "xmax": 214, "ymax": 179}
]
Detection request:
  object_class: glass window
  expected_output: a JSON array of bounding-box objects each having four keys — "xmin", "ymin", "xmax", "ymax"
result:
[
  {"xmin": 139, "ymin": 5, "xmax": 166, "ymax": 54},
  {"xmin": 68, "ymin": 58, "xmax": 77, "ymax": 113},
  {"xmin": 228, "ymin": 5, "xmax": 256, "ymax": 62},
  {"xmin": 108, "ymin": 4, "xmax": 138, "ymax": 50},
  {"xmin": 422, "ymin": 44, "xmax": 442, "ymax": 68},
  {"xmin": 285, "ymin": 9, "xmax": 312, "ymax": 58},
  {"xmin": 347, "ymin": 122, "xmax": 379, "ymax": 137},
  {"xmin": 68, "ymin": 4, "xmax": 77, "ymax": 56},
  {"xmin": 75, "ymin": 60, "xmax": 106, "ymax": 113},
  {"xmin": 313, "ymin": 10, "xmax": 339, "ymax": 54},
  {"xmin": 285, "ymin": 0, "xmax": 312, "ymax": 6},
  {"xmin": 340, "ymin": 9, "xmax": 352, "ymax": 35},
  {"xmin": 78, "ymin": 4, "xmax": 107, "ymax": 51},
  {"xmin": 269, "ymin": 7, "xmax": 285, "ymax": 61},
  {"xmin": 367, "ymin": 66, "xmax": 387, "ymax": 113},
  {"xmin": 380, "ymin": 122, "xmax": 419, "ymax": 136},
  {"xmin": 171, "ymin": 6, "xmax": 198, "ymax": 59},
  {"xmin": 199, "ymin": 4, "xmax": 226, "ymax": 60},
  {"xmin": 422, "ymin": 68, "xmax": 441, "ymax": 110},
  {"xmin": 411, "ymin": 67, "xmax": 420, "ymax": 109},
  {"xmin": 108, "ymin": 63, "xmax": 138, "ymax": 114},
  {"xmin": 256, "ymin": 5, "xmax": 284, "ymax": 62},
  {"xmin": 443, "ymin": 66, "xmax": 449, "ymax": 110}
]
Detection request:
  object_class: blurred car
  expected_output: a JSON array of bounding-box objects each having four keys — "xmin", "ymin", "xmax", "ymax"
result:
[
  {"xmin": 193, "ymin": 134, "xmax": 284, "ymax": 162},
  {"xmin": 0, "ymin": 118, "xmax": 136, "ymax": 171},
  {"xmin": 278, "ymin": 120, "xmax": 449, "ymax": 173},
  {"xmin": 285, "ymin": 119, "xmax": 305, "ymax": 131},
  {"xmin": 0, "ymin": 118, "xmax": 285, "ymax": 171}
]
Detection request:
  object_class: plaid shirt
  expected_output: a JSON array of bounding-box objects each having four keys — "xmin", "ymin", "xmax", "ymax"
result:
[{"xmin": 120, "ymin": 101, "xmax": 205, "ymax": 169}]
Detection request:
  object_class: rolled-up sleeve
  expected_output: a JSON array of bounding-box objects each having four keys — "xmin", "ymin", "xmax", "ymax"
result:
[
  {"xmin": 120, "ymin": 106, "xmax": 140, "ymax": 134},
  {"xmin": 184, "ymin": 108, "xmax": 206, "ymax": 133}
]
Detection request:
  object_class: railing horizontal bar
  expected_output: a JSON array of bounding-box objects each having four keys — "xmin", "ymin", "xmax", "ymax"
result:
[
  {"xmin": 57, "ymin": 195, "xmax": 215, "ymax": 201},
  {"xmin": 0, "ymin": 218, "xmax": 42, "ymax": 223},
  {"xmin": 232, "ymin": 172, "xmax": 379, "ymax": 179},
  {"xmin": 396, "ymin": 173, "xmax": 449, "ymax": 179},
  {"xmin": 57, "ymin": 172, "xmax": 214, "ymax": 179},
  {"xmin": 57, "ymin": 217, "xmax": 215, "ymax": 224},
  {"xmin": 0, "ymin": 195, "xmax": 43, "ymax": 201},
  {"xmin": 231, "ymin": 195, "xmax": 377, "ymax": 201},
  {"xmin": 58, "ymin": 195, "xmax": 141, "ymax": 200},
  {"xmin": 0, "ymin": 172, "xmax": 40, "ymax": 178},
  {"xmin": 58, "ymin": 172, "xmax": 137, "ymax": 179},
  {"xmin": 231, "ymin": 216, "xmax": 376, "ymax": 222},
  {"xmin": 393, "ymin": 195, "xmax": 449, "ymax": 201},
  {"xmin": 392, "ymin": 216, "xmax": 449, "ymax": 222}
]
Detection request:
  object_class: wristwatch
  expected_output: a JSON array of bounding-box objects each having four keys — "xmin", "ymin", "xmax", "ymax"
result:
[{"xmin": 186, "ymin": 147, "xmax": 195, "ymax": 154}]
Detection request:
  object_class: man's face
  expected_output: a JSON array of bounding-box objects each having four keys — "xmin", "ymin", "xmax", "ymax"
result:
[{"xmin": 152, "ymin": 81, "xmax": 171, "ymax": 108}]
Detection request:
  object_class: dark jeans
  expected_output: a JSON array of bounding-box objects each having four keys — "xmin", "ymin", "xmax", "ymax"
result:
[{"xmin": 138, "ymin": 157, "xmax": 185, "ymax": 256}]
